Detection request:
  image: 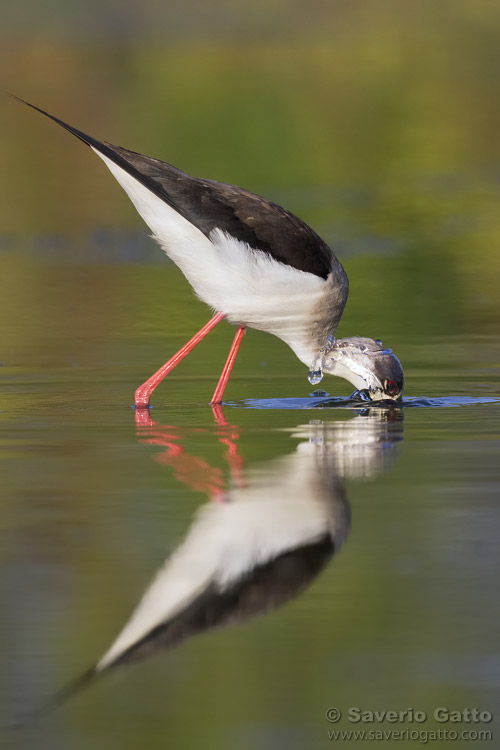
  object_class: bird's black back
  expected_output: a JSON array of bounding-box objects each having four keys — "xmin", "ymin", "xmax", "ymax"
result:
[
  {"xmin": 109, "ymin": 144, "xmax": 338, "ymax": 280},
  {"xmin": 14, "ymin": 97, "xmax": 343, "ymax": 280}
]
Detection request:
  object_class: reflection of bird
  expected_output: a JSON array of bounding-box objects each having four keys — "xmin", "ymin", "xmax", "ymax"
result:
[
  {"xmin": 96, "ymin": 440, "xmax": 349, "ymax": 671},
  {"xmin": 28, "ymin": 411, "xmax": 402, "ymax": 717},
  {"xmin": 96, "ymin": 413, "xmax": 403, "ymax": 674},
  {"xmin": 30, "ymin": 419, "xmax": 352, "ymax": 717},
  {"xmin": 15, "ymin": 97, "xmax": 404, "ymax": 406}
]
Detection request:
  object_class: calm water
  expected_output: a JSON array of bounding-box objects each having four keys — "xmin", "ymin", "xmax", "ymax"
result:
[
  {"xmin": 1, "ymin": 244, "xmax": 499, "ymax": 749},
  {"xmin": 2, "ymin": 9, "xmax": 500, "ymax": 745}
]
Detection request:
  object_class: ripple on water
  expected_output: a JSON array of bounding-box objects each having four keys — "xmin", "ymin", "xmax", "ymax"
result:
[{"xmin": 232, "ymin": 395, "xmax": 500, "ymax": 410}]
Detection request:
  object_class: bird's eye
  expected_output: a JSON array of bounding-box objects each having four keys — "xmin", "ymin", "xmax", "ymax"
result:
[{"xmin": 384, "ymin": 379, "xmax": 399, "ymax": 397}]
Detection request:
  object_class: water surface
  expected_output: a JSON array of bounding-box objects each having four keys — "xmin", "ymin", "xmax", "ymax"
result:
[{"xmin": 1, "ymin": 245, "xmax": 499, "ymax": 750}]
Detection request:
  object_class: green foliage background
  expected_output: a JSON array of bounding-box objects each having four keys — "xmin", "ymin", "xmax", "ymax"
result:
[{"xmin": 1, "ymin": 3, "xmax": 499, "ymax": 748}]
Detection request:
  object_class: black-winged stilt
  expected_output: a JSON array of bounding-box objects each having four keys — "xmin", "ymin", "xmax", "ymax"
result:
[{"xmin": 14, "ymin": 97, "xmax": 404, "ymax": 407}]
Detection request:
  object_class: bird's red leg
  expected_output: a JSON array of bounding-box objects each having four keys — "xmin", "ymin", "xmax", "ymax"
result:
[
  {"xmin": 135, "ymin": 312, "xmax": 225, "ymax": 409},
  {"xmin": 210, "ymin": 326, "xmax": 246, "ymax": 405}
]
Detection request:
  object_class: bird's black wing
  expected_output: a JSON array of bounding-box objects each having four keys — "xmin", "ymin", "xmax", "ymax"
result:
[
  {"xmin": 15, "ymin": 97, "xmax": 340, "ymax": 280},
  {"xmin": 109, "ymin": 145, "xmax": 338, "ymax": 280}
]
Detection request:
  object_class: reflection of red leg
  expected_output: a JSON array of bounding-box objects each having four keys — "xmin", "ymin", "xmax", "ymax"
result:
[
  {"xmin": 211, "ymin": 404, "xmax": 245, "ymax": 489},
  {"xmin": 210, "ymin": 326, "xmax": 245, "ymax": 404},
  {"xmin": 155, "ymin": 443, "xmax": 224, "ymax": 497},
  {"xmin": 135, "ymin": 312, "xmax": 225, "ymax": 409},
  {"xmin": 219, "ymin": 436, "xmax": 245, "ymax": 489},
  {"xmin": 135, "ymin": 407, "xmax": 154, "ymax": 427},
  {"xmin": 137, "ymin": 422, "xmax": 225, "ymax": 497},
  {"xmin": 210, "ymin": 403, "xmax": 227, "ymax": 426},
  {"xmin": 136, "ymin": 403, "xmax": 246, "ymax": 504}
]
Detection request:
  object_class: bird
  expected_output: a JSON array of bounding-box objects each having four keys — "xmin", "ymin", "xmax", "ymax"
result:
[{"xmin": 14, "ymin": 96, "xmax": 404, "ymax": 407}]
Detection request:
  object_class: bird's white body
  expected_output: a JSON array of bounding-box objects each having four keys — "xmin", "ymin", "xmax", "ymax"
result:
[{"xmin": 97, "ymin": 151, "xmax": 333, "ymax": 369}]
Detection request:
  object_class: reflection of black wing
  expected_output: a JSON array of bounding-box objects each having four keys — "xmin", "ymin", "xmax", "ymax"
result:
[
  {"xmin": 29, "ymin": 535, "xmax": 336, "ymax": 720},
  {"xmin": 16, "ymin": 97, "xmax": 339, "ymax": 279},
  {"xmin": 107, "ymin": 535, "xmax": 335, "ymax": 668}
]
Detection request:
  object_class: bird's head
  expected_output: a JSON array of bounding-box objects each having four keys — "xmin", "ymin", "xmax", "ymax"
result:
[{"xmin": 322, "ymin": 336, "xmax": 404, "ymax": 402}]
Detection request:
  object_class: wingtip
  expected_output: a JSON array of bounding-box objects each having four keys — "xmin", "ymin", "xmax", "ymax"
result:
[
  {"xmin": 6, "ymin": 92, "xmax": 48, "ymax": 115},
  {"xmin": 7, "ymin": 92, "xmax": 182, "ymax": 220},
  {"xmin": 6, "ymin": 92, "xmax": 105, "ymax": 152},
  {"xmin": 21, "ymin": 664, "xmax": 101, "ymax": 727}
]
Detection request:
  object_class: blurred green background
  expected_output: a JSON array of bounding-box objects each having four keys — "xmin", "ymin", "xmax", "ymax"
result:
[
  {"xmin": 1, "ymin": 3, "xmax": 500, "ymax": 749},
  {"xmin": 2, "ymin": 0, "xmax": 500, "ymax": 358}
]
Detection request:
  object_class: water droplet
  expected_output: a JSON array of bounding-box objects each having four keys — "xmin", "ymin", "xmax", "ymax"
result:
[
  {"xmin": 308, "ymin": 368, "xmax": 323, "ymax": 385},
  {"xmin": 375, "ymin": 338, "xmax": 383, "ymax": 346}
]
